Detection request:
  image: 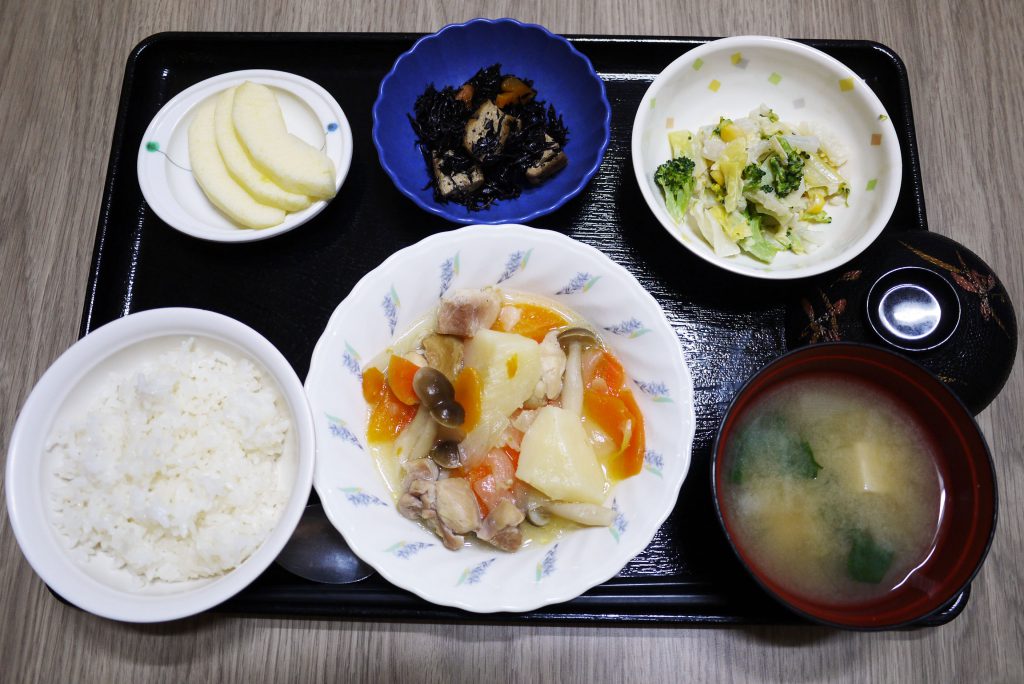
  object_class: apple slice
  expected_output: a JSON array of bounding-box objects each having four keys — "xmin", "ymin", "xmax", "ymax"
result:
[
  {"xmin": 214, "ymin": 87, "xmax": 312, "ymax": 212},
  {"xmin": 231, "ymin": 82, "xmax": 337, "ymax": 199},
  {"xmin": 188, "ymin": 100, "xmax": 286, "ymax": 229}
]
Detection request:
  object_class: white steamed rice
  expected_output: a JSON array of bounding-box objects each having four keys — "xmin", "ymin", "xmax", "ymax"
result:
[{"xmin": 47, "ymin": 338, "xmax": 292, "ymax": 583}]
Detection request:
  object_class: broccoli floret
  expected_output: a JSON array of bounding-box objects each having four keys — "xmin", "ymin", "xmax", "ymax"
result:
[
  {"xmin": 654, "ymin": 156, "xmax": 696, "ymax": 222},
  {"xmin": 741, "ymin": 163, "xmax": 766, "ymax": 192},
  {"xmin": 767, "ymin": 136, "xmax": 805, "ymax": 196}
]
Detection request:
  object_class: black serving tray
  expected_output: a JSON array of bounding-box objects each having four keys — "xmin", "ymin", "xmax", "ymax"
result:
[{"xmin": 78, "ymin": 32, "xmax": 967, "ymax": 626}]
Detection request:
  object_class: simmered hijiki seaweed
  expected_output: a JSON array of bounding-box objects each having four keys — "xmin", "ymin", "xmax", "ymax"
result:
[{"xmin": 409, "ymin": 64, "xmax": 569, "ymax": 210}]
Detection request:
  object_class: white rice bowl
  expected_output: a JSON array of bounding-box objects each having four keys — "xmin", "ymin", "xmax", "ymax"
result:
[{"xmin": 5, "ymin": 308, "xmax": 315, "ymax": 622}]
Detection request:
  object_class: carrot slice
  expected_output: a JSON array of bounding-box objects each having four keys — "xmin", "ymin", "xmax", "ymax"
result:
[
  {"xmin": 609, "ymin": 389, "xmax": 645, "ymax": 480},
  {"xmin": 462, "ymin": 464, "xmax": 493, "ymax": 516},
  {"xmin": 583, "ymin": 390, "xmax": 632, "ymax": 450},
  {"xmin": 587, "ymin": 350, "xmax": 626, "ymax": 394},
  {"xmin": 453, "ymin": 367, "xmax": 482, "ymax": 432},
  {"xmin": 491, "ymin": 303, "xmax": 569, "ymax": 342},
  {"xmin": 502, "ymin": 445, "xmax": 520, "ymax": 470},
  {"xmin": 386, "ymin": 355, "xmax": 420, "ymax": 405},
  {"xmin": 584, "ymin": 388, "xmax": 645, "ymax": 480},
  {"xmin": 367, "ymin": 384, "xmax": 417, "ymax": 443},
  {"xmin": 361, "ymin": 367, "xmax": 386, "ymax": 404}
]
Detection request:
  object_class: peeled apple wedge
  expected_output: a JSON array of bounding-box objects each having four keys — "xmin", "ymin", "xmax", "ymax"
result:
[
  {"xmin": 516, "ymin": 406, "xmax": 608, "ymax": 505},
  {"xmin": 231, "ymin": 82, "xmax": 337, "ymax": 199},
  {"xmin": 214, "ymin": 87, "xmax": 313, "ymax": 212},
  {"xmin": 188, "ymin": 100, "xmax": 286, "ymax": 229}
]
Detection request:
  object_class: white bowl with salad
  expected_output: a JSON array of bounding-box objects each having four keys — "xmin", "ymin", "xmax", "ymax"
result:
[{"xmin": 632, "ymin": 36, "xmax": 902, "ymax": 279}]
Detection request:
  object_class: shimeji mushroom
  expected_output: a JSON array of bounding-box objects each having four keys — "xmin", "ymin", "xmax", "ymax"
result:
[
  {"xmin": 556, "ymin": 327, "xmax": 599, "ymax": 417},
  {"xmin": 412, "ymin": 367, "xmax": 465, "ymax": 428}
]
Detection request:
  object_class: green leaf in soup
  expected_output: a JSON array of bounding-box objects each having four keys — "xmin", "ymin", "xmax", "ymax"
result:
[
  {"xmin": 790, "ymin": 439, "xmax": 823, "ymax": 479},
  {"xmin": 847, "ymin": 529, "xmax": 894, "ymax": 584},
  {"xmin": 729, "ymin": 413, "xmax": 822, "ymax": 483}
]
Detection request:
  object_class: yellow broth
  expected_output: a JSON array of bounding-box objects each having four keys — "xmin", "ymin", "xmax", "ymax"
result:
[{"xmin": 722, "ymin": 374, "xmax": 943, "ymax": 605}]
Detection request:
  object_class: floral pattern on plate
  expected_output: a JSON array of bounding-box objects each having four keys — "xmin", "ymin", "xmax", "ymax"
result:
[{"xmin": 305, "ymin": 224, "xmax": 695, "ymax": 613}]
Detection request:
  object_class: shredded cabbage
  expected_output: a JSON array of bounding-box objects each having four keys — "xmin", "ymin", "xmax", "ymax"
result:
[{"xmin": 661, "ymin": 105, "xmax": 850, "ymax": 263}]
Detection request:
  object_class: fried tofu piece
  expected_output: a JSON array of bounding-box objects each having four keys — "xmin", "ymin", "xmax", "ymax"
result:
[{"xmin": 525, "ymin": 134, "xmax": 568, "ymax": 185}]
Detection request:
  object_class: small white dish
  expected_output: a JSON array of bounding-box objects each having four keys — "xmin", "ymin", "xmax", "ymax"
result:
[
  {"xmin": 632, "ymin": 36, "xmax": 902, "ymax": 280},
  {"xmin": 305, "ymin": 224, "xmax": 696, "ymax": 613},
  {"xmin": 5, "ymin": 308, "xmax": 316, "ymax": 622},
  {"xmin": 137, "ymin": 69, "xmax": 353, "ymax": 243}
]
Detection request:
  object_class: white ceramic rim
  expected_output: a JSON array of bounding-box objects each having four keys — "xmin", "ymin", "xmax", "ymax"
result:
[
  {"xmin": 631, "ymin": 35, "xmax": 903, "ymax": 280},
  {"xmin": 137, "ymin": 69, "xmax": 353, "ymax": 243},
  {"xmin": 5, "ymin": 308, "xmax": 316, "ymax": 622},
  {"xmin": 305, "ymin": 224, "xmax": 697, "ymax": 612}
]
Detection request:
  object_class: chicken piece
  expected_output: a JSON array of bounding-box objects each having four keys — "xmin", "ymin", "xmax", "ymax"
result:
[
  {"xmin": 531, "ymin": 329, "xmax": 567, "ymax": 404},
  {"xmin": 432, "ymin": 150, "xmax": 484, "ymax": 199},
  {"xmin": 398, "ymin": 459, "xmax": 470, "ymax": 550},
  {"xmin": 488, "ymin": 526, "xmax": 524, "ymax": 552},
  {"xmin": 525, "ymin": 135, "xmax": 568, "ymax": 185},
  {"xmin": 511, "ymin": 408, "xmax": 539, "ymax": 434},
  {"xmin": 435, "ymin": 478, "xmax": 482, "ymax": 535},
  {"xmin": 436, "ymin": 288, "xmax": 502, "ymax": 337},
  {"xmin": 496, "ymin": 304, "xmax": 522, "ymax": 331},
  {"xmin": 401, "ymin": 457, "xmax": 438, "ymax": 488},
  {"xmin": 477, "ymin": 499, "xmax": 526, "ymax": 552},
  {"xmin": 464, "ymin": 101, "xmax": 516, "ymax": 162},
  {"xmin": 398, "ymin": 478, "xmax": 435, "ymax": 520},
  {"xmin": 497, "ymin": 424, "xmax": 524, "ymax": 452}
]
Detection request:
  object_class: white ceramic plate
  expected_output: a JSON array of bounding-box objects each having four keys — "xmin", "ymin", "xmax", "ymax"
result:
[
  {"xmin": 5, "ymin": 309, "xmax": 316, "ymax": 622},
  {"xmin": 632, "ymin": 36, "xmax": 902, "ymax": 279},
  {"xmin": 137, "ymin": 69, "xmax": 353, "ymax": 242},
  {"xmin": 305, "ymin": 224, "xmax": 695, "ymax": 613}
]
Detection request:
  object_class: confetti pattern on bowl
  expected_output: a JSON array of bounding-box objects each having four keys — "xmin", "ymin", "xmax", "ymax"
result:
[
  {"xmin": 632, "ymin": 36, "xmax": 902, "ymax": 280},
  {"xmin": 305, "ymin": 225, "xmax": 695, "ymax": 613}
]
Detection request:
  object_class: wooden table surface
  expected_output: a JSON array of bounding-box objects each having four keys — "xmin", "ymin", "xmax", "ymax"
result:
[{"xmin": 1, "ymin": 0, "xmax": 1021, "ymax": 681}]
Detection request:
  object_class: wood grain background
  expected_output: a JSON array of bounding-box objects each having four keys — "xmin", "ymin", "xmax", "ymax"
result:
[{"xmin": 1, "ymin": 1, "xmax": 1021, "ymax": 682}]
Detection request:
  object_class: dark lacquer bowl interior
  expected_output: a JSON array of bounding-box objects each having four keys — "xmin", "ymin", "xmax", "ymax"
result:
[
  {"xmin": 371, "ymin": 17, "xmax": 611, "ymax": 224},
  {"xmin": 711, "ymin": 343, "xmax": 997, "ymax": 629}
]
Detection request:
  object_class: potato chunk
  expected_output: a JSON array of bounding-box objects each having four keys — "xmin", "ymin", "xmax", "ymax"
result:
[
  {"xmin": 460, "ymin": 330, "xmax": 541, "ymax": 457},
  {"xmin": 516, "ymin": 406, "xmax": 608, "ymax": 505}
]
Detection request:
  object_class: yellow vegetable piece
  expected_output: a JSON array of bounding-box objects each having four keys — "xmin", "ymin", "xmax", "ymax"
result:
[
  {"xmin": 806, "ymin": 188, "xmax": 826, "ymax": 214},
  {"xmin": 720, "ymin": 123, "xmax": 742, "ymax": 142},
  {"xmin": 719, "ymin": 139, "xmax": 748, "ymax": 213},
  {"xmin": 668, "ymin": 130, "xmax": 693, "ymax": 159}
]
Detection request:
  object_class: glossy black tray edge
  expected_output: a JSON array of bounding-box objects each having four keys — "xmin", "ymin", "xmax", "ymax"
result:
[{"xmin": 70, "ymin": 32, "xmax": 966, "ymax": 628}]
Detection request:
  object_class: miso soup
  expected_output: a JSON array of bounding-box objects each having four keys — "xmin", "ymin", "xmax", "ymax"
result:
[{"xmin": 722, "ymin": 374, "xmax": 943, "ymax": 605}]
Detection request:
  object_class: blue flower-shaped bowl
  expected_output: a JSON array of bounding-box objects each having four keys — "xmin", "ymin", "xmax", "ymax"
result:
[{"xmin": 372, "ymin": 18, "xmax": 611, "ymax": 224}]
